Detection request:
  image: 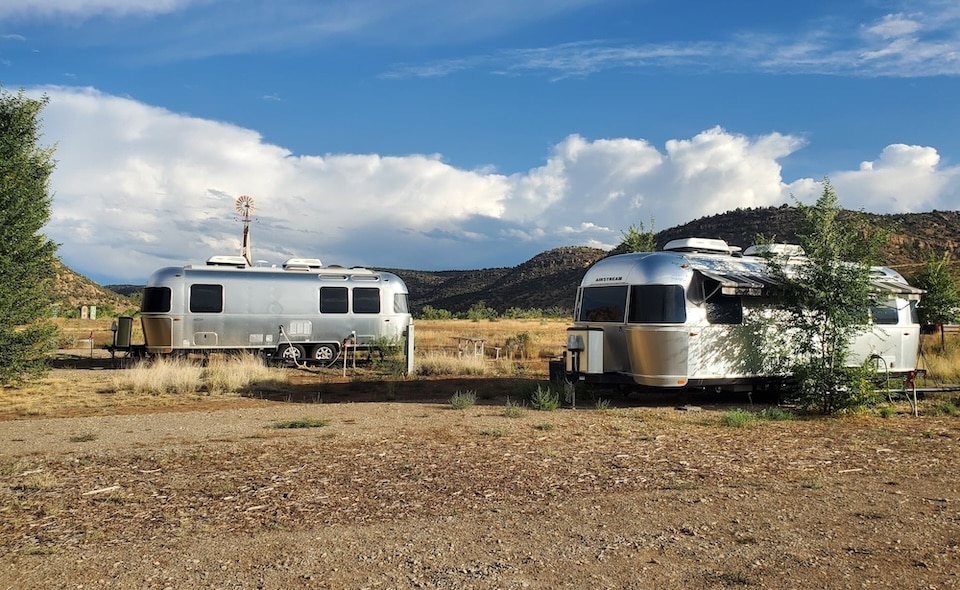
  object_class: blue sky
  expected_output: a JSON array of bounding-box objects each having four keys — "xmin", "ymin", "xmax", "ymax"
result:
[{"xmin": 2, "ymin": 0, "xmax": 959, "ymax": 285}]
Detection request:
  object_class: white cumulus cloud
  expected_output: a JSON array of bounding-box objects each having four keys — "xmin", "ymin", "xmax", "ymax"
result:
[{"xmin": 32, "ymin": 86, "xmax": 960, "ymax": 284}]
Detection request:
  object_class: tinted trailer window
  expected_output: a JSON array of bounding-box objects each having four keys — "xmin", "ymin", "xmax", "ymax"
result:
[
  {"xmin": 320, "ymin": 287, "xmax": 348, "ymax": 314},
  {"xmin": 628, "ymin": 285, "xmax": 686, "ymax": 324},
  {"xmin": 142, "ymin": 287, "xmax": 171, "ymax": 313},
  {"xmin": 353, "ymin": 287, "xmax": 381, "ymax": 314},
  {"xmin": 190, "ymin": 284, "xmax": 223, "ymax": 313},
  {"xmin": 579, "ymin": 285, "xmax": 627, "ymax": 322}
]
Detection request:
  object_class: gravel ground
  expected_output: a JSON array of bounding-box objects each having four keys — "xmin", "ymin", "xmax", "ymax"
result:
[{"xmin": 1, "ymin": 373, "xmax": 959, "ymax": 589}]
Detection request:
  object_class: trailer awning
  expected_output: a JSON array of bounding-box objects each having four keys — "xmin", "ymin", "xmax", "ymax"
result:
[
  {"xmin": 696, "ymin": 269, "xmax": 778, "ymax": 297},
  {"xmin": 871, "ymin": 279, "xmax": 925, "ymax": 301}
]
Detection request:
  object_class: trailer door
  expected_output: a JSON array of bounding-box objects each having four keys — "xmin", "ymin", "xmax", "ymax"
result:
[
  {"xmin": 690, "ymin": 292, "xmax": 747, "ymax": 380},
  {"xmin": 188, "ymin": 283, "xmax": 224, "ymax": 347}
]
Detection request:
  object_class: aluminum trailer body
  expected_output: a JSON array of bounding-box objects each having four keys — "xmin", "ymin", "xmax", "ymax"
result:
[
  {"xmin": 140, "ymin": 257, "xmax": 412, "ymax": 363},
  {"xmin": 562, "ymin": 239, "xmax": 924, "ymax": 391}
]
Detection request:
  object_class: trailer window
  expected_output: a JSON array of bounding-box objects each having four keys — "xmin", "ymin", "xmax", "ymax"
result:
[
  {"xmin": 353, "ymin": 287, "xmax": 380, "ymax": 314},
  {"xmin": 628, "ymin": 285, "xmax": 686, "ymax": 324},
  {"xmin": 394, "ymin": 293, "xmax": 409, "ymax": 314},
  {"xmin": 706, "ymin": 294, "xmax": 743, "ymax": 325},
  {"xmin": 578, "ymin": 286, "xmax": 627, "ymax": 322},
  {"xmin": 141, "ymin": 287, "xmax": 171, "ymax": 313},
  {"xmin": 189, "ymin": 284, "xmax": 223, "ymax": 313},
  {"xmin": 320, "ymin": 287, "xmax": 348, "ymax": 314},
  {"xmin": 870, "ymin": 301, "xmax": 900, "ymax": 325}
]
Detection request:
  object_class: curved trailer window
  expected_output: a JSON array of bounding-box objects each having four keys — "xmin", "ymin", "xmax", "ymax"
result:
[
  {"xmin": 579, "ymin": 285, "xmax": 627, "ymax": 322},
  {"xmin": 628, "ymin": 285, "xmax": 686, "ymax": 324},
  {"xmin": 142, "ymin": 287, "xmax": 171, "ymax": 313},
  {"xmin": 394, "ymin": 293, "xmax": 409, "ymax": 314}
]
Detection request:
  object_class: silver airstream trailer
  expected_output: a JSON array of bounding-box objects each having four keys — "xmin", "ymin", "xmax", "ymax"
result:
[
  {"xmin": 140, "ymin": 255, "xmax": 413, "ymax": 364},
  {"xmin": 562, "ymin": 238, "xmax": 923, "ymax": 391}
]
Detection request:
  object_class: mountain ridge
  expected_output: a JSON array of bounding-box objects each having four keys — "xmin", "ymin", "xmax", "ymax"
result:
[{"xmin": 67, "ymin": 206, "xmax": 960, "ymax": 316}]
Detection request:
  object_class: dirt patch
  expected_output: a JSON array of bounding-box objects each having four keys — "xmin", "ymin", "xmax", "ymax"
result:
[{"xmin": 1, "ymin": 368, "xmax": 959, "ymax": 589}]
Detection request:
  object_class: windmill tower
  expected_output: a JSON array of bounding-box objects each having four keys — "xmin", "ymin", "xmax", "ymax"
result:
[{"xmin": 235, "ymin": 195, "xmax": 255, "ymax": 266}]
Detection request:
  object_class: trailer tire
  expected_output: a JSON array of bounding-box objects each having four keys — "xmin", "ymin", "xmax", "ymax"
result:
[
  {"xmin": 311, "ymin": 343, "xmax": 338, "ymax": 362},
  {"xmin": 278, "ymin": 344, "xmax": 306, "ymax": 364}
]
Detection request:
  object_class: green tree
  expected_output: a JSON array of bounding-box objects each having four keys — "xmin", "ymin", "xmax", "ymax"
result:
[
  {"xmin": 608, "ymin": 218, "xmax": 656, "ymax": 255},
  {"xmin": 418, "ymin": 305, "xmax": 453, "ymax": 320},
  {"xmin": 913, "ymin": 254, "xmax": 960, "ymax": 349},
  {"xmin": 465, "ymin": 301, "xmax": 497, "ymax": 321},
  {"xmin": 0, "ymin": 87, "xmax": 59, "ymax": 385},
  {"xmin": 768, "ymin": 180, "xmax": 886, "ymax": 413}
]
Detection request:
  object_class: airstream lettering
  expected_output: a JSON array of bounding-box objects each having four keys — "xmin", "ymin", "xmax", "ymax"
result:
[
  {"xmin": 562, "ymin": 238, "xmax": 924, "ymax": 391},
  {"xmin": 140, "ymin": 257, "xmax": 413, "ymax": 364}
]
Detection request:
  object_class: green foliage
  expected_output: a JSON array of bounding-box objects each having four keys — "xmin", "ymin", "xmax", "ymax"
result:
[
  {"xmin": 502, "ymin": 399, "xmax": 526, "ymax": 418},
  {"xmin": 504, "ymin": 332, "xmax": 532, "ymax": 359},
  {"xmin": 757, "ymin": 407, "xmax": 795, "ymax": 421},
  {"xmin": 368, "ymin": 335, "xmax": 405, "ymax": 374},
  {"xmin": 766, "ymin": 180, "xmax": 886, "ymax": 414},
  {"xmin": 528, "ymin": 384, "xmax": 560, "ymax": 411},
  {"xmin": 0, "ymin": 86, "xmax": 59, "ymax": 385},
  {"xmin": 720, "ymin": 409, "xmax": 757, "ymax": 427},
  {"xmin": 465, "ymin": 301, "xmax": 498, "ymax": 321},
  {"xmin": 502, "ymin": 307, "xmax": 541, "ymax": 319},
  {"xmin": 609, "ymin": 218, "xmax": 657, "ymax": 256},
  {"xmin": 418, "ymin": 305, "xmax": 453, "ymax": 320},
  {"xmin": 792, "ymin": 363, "xmax": 882, "ymax": 414},
  {"xmin": 913, "ymin": 254, "xmax": 960, "ymax": 346},
  {"xmin": 929, "ymin": 401, "xmax": 959, "ymax": 416},
  {"xmin": 543, "ymin": 306, "xmax": 572, "ymax": 319},
  {"xmin": 449, "ymin": 389, "xmax": 477, "ymax": 410}
]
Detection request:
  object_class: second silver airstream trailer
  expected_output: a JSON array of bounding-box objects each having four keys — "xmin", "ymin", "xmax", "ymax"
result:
[
  {"xmin": 562, "ymin": 238, "xmax": 924, "ymax": 391},
  {"xmin": 140, "ymin": 256, "xmax": 412, "ymax": 364}
]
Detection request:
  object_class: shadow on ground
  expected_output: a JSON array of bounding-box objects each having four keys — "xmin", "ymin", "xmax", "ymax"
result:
[{"xmin": 244, "ymin": 373, "xmax": 768, "ymax": 410}]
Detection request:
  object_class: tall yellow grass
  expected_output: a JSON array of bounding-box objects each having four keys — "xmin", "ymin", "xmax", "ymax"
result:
[
  {"xmin": 414, "ymin": 351, "xmax": 491, "ymax": 376},
  {"xmin": 920, "ymin": 334, "xmax": 960, "ymax": 384},
  {"xmin": 414, "ymin": 318, "xmax": 569, "ymax": 360},
  {"xmin": 113, "ymin": 353, "xmax": 288, "ymax": 395}
]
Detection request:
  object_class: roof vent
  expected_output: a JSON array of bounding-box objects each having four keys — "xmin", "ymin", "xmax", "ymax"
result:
[
  {"xmin": 206, "ymin": 255, "xmax": 249, "ymax": 267},
  {"xmin": 282, "ymin": 258, "xmax": 323, "ymax": 270},
  {"xmin": 663, "ymin": 238, "xmax": 736, "ymax": 255}
]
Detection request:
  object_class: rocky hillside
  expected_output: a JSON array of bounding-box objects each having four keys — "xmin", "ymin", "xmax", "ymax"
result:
[
  {"xmin": 386, "ymin": 246, "xmax": 605, "ymax": 314},
  {"xmin": 659, "ymin": 207, "xmax": 960, "ymax": 275},
  {"xmin": 53, "ymin": 259, "xmax": 138, "ymax": 317},
  {"xmin": 57, "ymin": 207, "xmax": 960, "ymax": 316}
]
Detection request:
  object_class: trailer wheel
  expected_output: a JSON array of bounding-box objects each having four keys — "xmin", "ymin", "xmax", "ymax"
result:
[
  {"xmin": 278, "ymin": 344, "xmax": 306, "ymax": 364},
  {"xmin": 311, "ymin": 343, "xmax": 338, "ymax": 362}
]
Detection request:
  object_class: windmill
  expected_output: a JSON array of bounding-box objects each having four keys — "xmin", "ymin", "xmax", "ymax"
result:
[{"xmin": 235, "ymin": 195, "xmax": 256, "ymax": 266}]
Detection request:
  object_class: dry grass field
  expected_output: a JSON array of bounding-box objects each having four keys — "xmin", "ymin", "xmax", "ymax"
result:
[
  {"xmin": 1, "ymin": 320, "xmax": 960, "ymax": 588},
  {"xmin": 52, "ymin": 316, "xmax": 568, "ymax": 359},
  {"xmin": 7, "ymin": 318, "xmax": 571, "ymax": 420}
]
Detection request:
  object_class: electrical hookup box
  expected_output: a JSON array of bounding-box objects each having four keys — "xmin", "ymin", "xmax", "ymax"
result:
[{"xmin": 565, "ymin": 327, "xmax": 604, "ymax": 374}]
